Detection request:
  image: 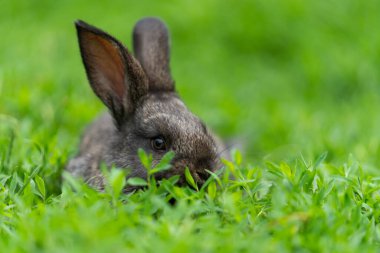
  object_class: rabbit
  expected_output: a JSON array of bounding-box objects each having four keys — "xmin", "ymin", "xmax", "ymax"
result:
[{"xmin": 66, "ymin": 18, "xmax": 226, "ymax": 191}]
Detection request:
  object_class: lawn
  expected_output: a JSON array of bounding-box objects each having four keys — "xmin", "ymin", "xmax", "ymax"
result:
[{"xmin": 1, "ymin": 0, "xmax": 380, "ymax": 252}]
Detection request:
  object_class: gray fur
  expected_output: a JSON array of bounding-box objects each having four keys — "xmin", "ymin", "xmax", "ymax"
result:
[
  {"xmin": 133, "ymin": 18, "xmax": 174, "ymax": 91},
  {"xmin": 67, "ymin": 18, "xmax": 226, "ymax": 191}
]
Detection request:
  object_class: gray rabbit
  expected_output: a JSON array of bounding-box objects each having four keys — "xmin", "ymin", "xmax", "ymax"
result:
[{"xmin": 67, "ymin": 18, "xmax": 226, "ymax": 191}]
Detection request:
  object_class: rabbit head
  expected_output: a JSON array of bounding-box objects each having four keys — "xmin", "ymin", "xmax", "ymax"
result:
[{"xmin": 74, "ymin": 18, "xmax": 224, "ymax": 187}]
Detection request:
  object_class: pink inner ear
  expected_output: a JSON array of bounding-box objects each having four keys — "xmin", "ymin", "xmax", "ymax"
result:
[{"xmin": 84, "ymin": 32, "xmax": 126, "ymax": 99}]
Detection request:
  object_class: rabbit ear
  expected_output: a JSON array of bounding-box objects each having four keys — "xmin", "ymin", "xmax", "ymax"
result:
[
  {"xmin": 133, "ymin": 18, "xmax": 174, "ymax": 92},
  {"xmin": 75, "ymin": 20, "xmax": 148, "ymax": 126}
]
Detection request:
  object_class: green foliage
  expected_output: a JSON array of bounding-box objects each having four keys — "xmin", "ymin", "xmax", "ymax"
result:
[
  {"xmin": 1, "ymin": 0, "xmax": 380, "ymax": 252},
  {"xmin": 1, "ymin": 148, "xmax": 380, "ymax": 252}
]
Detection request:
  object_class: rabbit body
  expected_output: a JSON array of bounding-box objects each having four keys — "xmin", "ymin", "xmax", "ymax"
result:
[{"xmin": 67, "ymin": 18, "xmax": 224, "ymax": 190}]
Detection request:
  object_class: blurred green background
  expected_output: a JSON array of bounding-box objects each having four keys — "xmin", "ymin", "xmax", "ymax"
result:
[{"xmin": 1, "ymin": 0, "xmax": 380, "ymax": 177}]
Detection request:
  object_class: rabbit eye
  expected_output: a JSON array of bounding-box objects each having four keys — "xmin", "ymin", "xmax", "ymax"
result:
[{"xmin": 151, "ymin": 136, "xmax": 166, "ymax": 151}]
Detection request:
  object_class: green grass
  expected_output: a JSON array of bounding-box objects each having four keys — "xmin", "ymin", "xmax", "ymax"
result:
[{"xmin": 1, "ymin": 0, "xmax": 380, "ymax": 252}]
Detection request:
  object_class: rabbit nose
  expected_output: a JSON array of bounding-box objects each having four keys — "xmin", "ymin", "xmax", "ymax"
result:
[
  {"xmin": 173, "ymin": 157, "xmax": 214, "ymax": 185},
  {"xmin": 193, "ymin": 169, "xmax": 209, "ymax": 184},
  {"xmin": 192, "ymin": 158, "xmax": 214, "ymax": 183},
  {"xmin": 196, "ymin": 157, "xmax": 215, "ymax": 171}
]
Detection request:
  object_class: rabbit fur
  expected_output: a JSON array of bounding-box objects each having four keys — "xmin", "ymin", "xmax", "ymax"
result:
[{"xmin": 66, "ymin": 18, "xmax": 226, "ymax": 191}]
